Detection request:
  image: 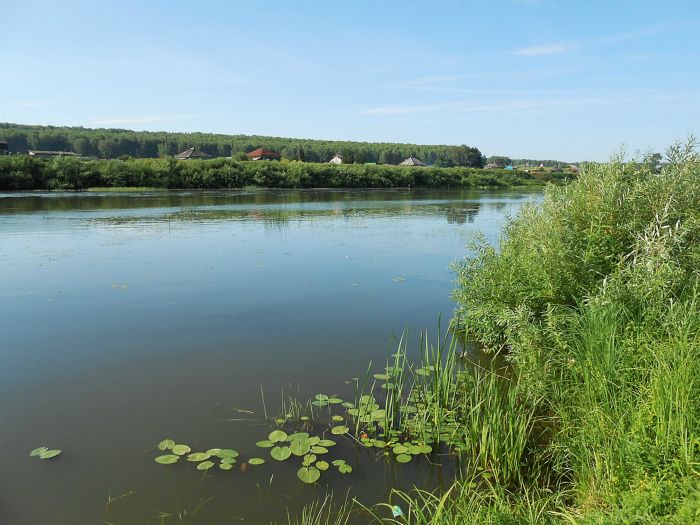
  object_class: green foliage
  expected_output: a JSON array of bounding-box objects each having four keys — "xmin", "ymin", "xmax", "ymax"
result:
[
  {"xmin": 448, "ymin": 139, "xmax": 700, "ymax": 522},
  {"xmin": 0, "ymin": 154, "xmax": 560, "ymax": 190},
  {"xmin": 0, "ymin": 122, "xmax": 486, "ymax": 165}
]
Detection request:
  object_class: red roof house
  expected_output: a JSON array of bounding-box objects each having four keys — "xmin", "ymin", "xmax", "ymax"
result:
[{"xmin": 246, "ymin": 148, "xmax": 281, "ymax": 161}]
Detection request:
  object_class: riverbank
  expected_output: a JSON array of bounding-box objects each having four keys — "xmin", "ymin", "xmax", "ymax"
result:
[
  {"xmin": 290, "ymin": 143, "xmax": 700, "ymax": 523},
  {"xmin": 0, "ymin": 155, "xmax": 569, "ymax": 191}
]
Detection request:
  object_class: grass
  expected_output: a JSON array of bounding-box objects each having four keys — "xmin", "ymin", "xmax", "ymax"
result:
[{"xmin": 283, "ymin": 139, "xmax": 700, "ymax": 524}]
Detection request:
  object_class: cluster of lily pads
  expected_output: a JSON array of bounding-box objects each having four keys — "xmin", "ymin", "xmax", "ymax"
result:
[
  {"xmin": 154, "ymin": 439, "xmax": 250, "ymax": 471},
  {"xmin": 30, "ymin": 447, "xmax": 62, "ymax": 459},
  {"xmin": 255, "ymin": 430, "xmax": 352, "ymax": 483}
]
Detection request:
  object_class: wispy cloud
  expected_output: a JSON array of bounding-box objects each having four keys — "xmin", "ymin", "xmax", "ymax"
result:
[
  {"xmin": 511, "ymin": 43, "xmax": 571, "ymax": 56},
  {"xmin": 91, "ymin": 115, "xmax": 195, "ymax": 126},
  {"xmin": 511, "ymin": 25, "xmax": 669, "ymax": 57},
  {"xmin": 361, "ymin": 92, "xmax": 689, "ymax": 116}
]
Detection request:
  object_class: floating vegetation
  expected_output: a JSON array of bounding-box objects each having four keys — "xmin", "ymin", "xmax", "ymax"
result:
[{"xmin": 30, "ymin": 447, "xmax": 62, "ymax": 460}]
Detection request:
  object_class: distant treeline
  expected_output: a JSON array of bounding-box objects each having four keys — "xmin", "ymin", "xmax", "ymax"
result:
[
  {"xmin": 0, "ymin": 155, "xmax": 570, "ymax": 191},
  {"xmin": 0, "ymin": 123, "xmax": 487, "ymax": 167}
]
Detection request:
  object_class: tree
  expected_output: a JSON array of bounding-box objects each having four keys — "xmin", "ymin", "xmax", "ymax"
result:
[{"xmin": 449, "ymin": 145, "xmax": 484, "ymax": 168}]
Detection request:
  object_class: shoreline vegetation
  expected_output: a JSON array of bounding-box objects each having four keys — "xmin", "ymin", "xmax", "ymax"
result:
[
  {"xmin": 0, "ymin": 155, "xmax": 568, "ymax": 191},
  {"xmin": 284, "ymin": 141, "xmax": 699, "ymax": 524}
]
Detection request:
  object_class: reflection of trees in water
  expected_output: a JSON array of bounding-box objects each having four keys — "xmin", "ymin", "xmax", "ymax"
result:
[{"xmin": 446, "ymin": 204, "xmax": 480, "ymax": 224}]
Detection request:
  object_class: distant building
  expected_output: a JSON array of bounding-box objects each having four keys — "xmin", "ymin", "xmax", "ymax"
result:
[
  {"xmin": 246, "ymin": 148, "xmax": 280, "ymax": 161},
  {"xmin": 569, "ymin": 164, "xmax": 580, "ymax": 173},
  {"xmin": 28, "ymin": 150, "xmax": 77, "ymax": 158},
  {"xmin": 484, "ymin": 162, "xmax": 501, "ymax": 169},
  {"xmin": 174, "ymin": 147, "xmax": 211, "ymax": 160},
  {"xmin": 398, "ymin": 156, "xmax": 427, "ymax": 167},
  {"xmin": 504, "ymin": 165, "xmax": 514, "ymax": 171},
  {"xmin": 328, "ymin": 154, "xmax": 343, "ymax": 164},
  {"xmin": 0, "ymin": 140, "xmax": 8, "ymax": 155}
]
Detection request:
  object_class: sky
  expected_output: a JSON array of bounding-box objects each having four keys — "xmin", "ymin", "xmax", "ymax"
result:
[{"xmin": 2, "ymin": 0, "xmax": 700, "ymax": 161}]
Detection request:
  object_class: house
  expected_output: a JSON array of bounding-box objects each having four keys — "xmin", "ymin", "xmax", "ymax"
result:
[
  {"xmin": 28, "ymin": 150, "xmax": 77, "ymax": 158},
  {"xmin": 0, "ymin": 140, "xmax": 8, "ymax": 155},
  {"xmin": 174, "ymin": 147, "xmax": 211, "ymax": 160},
  {"xmin": 484, "ymin": 162, "xmax": 501, "ymax": 169},
  {"xmin": 246, "ymin": 148, "xmax": 280, "ymax": 161},
  {"xmin": 398, "ymin": 156, "xmax": 427, "ymax": 167},
  {"xmin": 328, "ymin": 154, "xmax": 343, "ymax": 164},
  {"xmin": 569, "ymin": 164, "xmax": 580, "ymax": 173}
]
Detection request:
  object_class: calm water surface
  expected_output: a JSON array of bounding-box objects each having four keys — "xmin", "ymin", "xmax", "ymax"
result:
[{"xmin": 0, "ymin": 189, "xmax": 539, "ymax": 524}]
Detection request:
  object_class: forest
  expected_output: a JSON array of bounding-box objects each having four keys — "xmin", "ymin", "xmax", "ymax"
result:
[{"xmin": 0, "ymin": 123, "xmax": 488, "ymax": 167}]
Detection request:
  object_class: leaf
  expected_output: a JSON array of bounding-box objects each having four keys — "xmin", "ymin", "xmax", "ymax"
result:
[
  {"xmin": 220, "ymin": 457, "xmax": 237, "ymax": 465},
  {"xmin": 331, "ymin": 426, "xmax": 349, "ymax": 435},
  {"xmin": 338, "ymin": 464, "xmax": 352, "ymax": 474},
  {"xmin": 171, "ymin": 444, "xmax": 191, "ymax": 455},
  {"xmin": 271, "ymin": 446, "xmax": 292, "ymax": 461},
  {"xmin": 396, "ymin": 454, "xmax": 412, "ymax": 463},
  {"xmin": 316, "ymin": 461, "xmax": 329, "ymax": 471},
  {"xmin": 158, "ymin": 439, "xmax": 175, "ymax": 451},
  {"xmin": 332, "ymin": 459, "xmax": 346, "ymax": 466},
  {"xmin": 217, "ymin": 449, "xmax": 239, "ymax": 459},
  {"xmin": 408, "ymin": 445, "xmax": 423, "ymax": 455},
  {"xmin": 30, "ymin": 447, "xmax": 48, "ymax": 457},
  {"xmin": 297, "ymin": 466, "xmax": 321, "ymax": 484},
  {"xmin": 288, "ymin": 433, "xmax": 309, "ymax": 442},
  {"xmin": 206, "ymin": 448, "xmax": 221, "ymax": 455},
  {"xmin": 248, "ymin": 458, "xmax": 265, "ymax": 465},
  {"xmin": 302, "ymin": 454, "xmax": 317, "ymax": 467},
  {"xmin": 419, "ymin": 444, "xmax": 433, "ymax": 454},
  {"xmin": 310, "ymin": 446, "xmax": 328, "ymax": 454},
  {"xmin": 392, "ymin": 445, "xmax": 408, "ymax": 455},
  {"xmin": 314, "ymin": 394, "xmax": 329, "ymax": 401},
  {"xmin": 290, "ymin": 441, "xmax": 311, "ymax": 456},
  {"xmin": 155, "ymin": 454, "xmax": 179, "ymax": 464},
  {"xmin": 197, "ymin": 461, "xmax": 215, "ymax": 470},
  {"xmin": 332, "ymin": 415, "xmax": 344, "ymax": 422},
  {"xmin": 317, "ymin": 439, "xmax": 336, "ymax": 447},
  {"xmin": 373, "ymin": 373, "xmax": 390, "ymax": 380},
  {"xmin": 39, "ymin": 450, "xmax": 61, "ymax": 459},
  {"xmin": 255, "ymin": 440, "xmax": 274, "ymax": 448},
  {"xmin": 269, "ymin": 430, "xmax": 288, "ymax": 443},
  {"xmin": 219, "ymin": 462, "xmax": 233, "ymax": 470},
  {"xmin": 327, "ymin": 398, "xmax": 343, "ymax": 404},
  {"xmin": 187, "ymin": 452, "xmax": 211, "ymax": 462}
]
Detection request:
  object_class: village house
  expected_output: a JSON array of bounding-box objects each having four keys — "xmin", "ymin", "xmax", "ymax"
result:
[
  {"xmin": 398, "ymin": 156, "xmax": 427, "ymax": 167},
  {"xmin": 0, "ymin": 140, "xmax": 8, "ymax": 155},
  {"xmin": 28, "ymin": 150, "xmax": 77, "ymax": 158},
  {"xmin": 246, "ymin": 148, "xmax": 280, "ymax": 161},
  {"xmin": 174, "ymin": 147, "xmax": 211, "ymax": 160},
  {"xmin": 328, "ymin": 154, "xmax": 343, "ymax": 164}
]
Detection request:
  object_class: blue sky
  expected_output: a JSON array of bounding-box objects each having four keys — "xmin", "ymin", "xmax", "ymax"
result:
[{"xmin": 2, "ymin": 0, "xmax": 699, "ymax": 161}]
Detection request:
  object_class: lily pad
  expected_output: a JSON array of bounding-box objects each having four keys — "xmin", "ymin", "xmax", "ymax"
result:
[
  {"xmin": 297, "ymin": 466, "xmax": 321, "ymax": 484},
  {"xmin": 219, "ymin": 462, "xmax": 233, "ymax": 470},
  {"xmin": 158, "ymin": 439, "xmax": 175, "ymax": 451},
  {"xmin": 331, "ymin": 426, "xmax": 349, "ymax": 435},
  {"xmin": 30, "ymin": 447, "xmax": 48, "ymax": 457},
  {"xmin": 197, "ymin": 460, "xmax": 215, "ymax": 470},
  {"xmin": 338, "ymin": 464, "xmax": 353, "ymax": 474},
  {"xmin": 396, "ymin": 454, "xmax": 412, "ymax": 463},
  {"xmin": 155, "ymin": 454, "xmax": 179, "ymax": 464},
  {"xmin": 187, "ymin": 452, "xmax": 211, "ymax": 462},
  {"xmin": 172, "ymin": 444, "xmax": 191, "ymax": 456},
  {"xmin": 290, "ymin": 441, "xmax": 311, "ymax": 456},
  {"xmin": 206, "ymin": 448, "xmax": 221, "ymax": 455},
  {"xmin": 288, "ymin": 432, "xmax": 309, "ymax": 442},
  {"xmin": 271, "ymin": 446, "xmax": 292, "ymax": 461},
  {"xmin": 327, "ymin": 398, "xmax": 343, "ymax": 404},
  {"xmin": 332, "ymin": 459, "xmax": 346, "ymax": 466},
  {"xmin": 256, "ymin": 440, "xmax": 274, "ymax": 448},
  {"xmin": 318, "ymin": 439, "xmax": 336, "ymax": 447},
  {"xmin": 316, "ymin": 461, "xmax": 329, "ymax": 471},
  {"xmin": 39, "ymin": 450, "xmax": 62, "ymax": 459},
  {"xmin": 392, "ymin": 445, "xmax": 408, "ymax": 455},
  {"xmin": 248, "ymin": 458, "xmax": 265, "ymax": 465},
  {"xmin": 269, "ymin": 430, "xmax": 288, "ymax": 443},
  {"xmin": 217, "ymin": 449, "xmax": 239, "ymax": 459},
  {"xmin": 314, "ymin": 394, "xmax": 329, "ymax": 401},
  {"xmin": 310, "ymin": 446, "xmax": 328, "ymax": 454}
]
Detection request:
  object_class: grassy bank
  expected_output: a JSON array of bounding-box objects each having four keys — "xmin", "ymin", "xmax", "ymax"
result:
[
  {"xmin": 0, "ymin": 155, "xmax": 567, "ymax": 191},
  {"xmin": 286, "ymin": 142, "xmax": 699, "ymax": 524}
]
